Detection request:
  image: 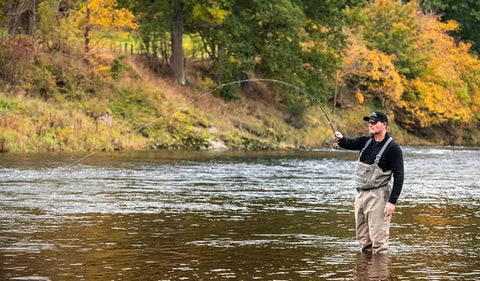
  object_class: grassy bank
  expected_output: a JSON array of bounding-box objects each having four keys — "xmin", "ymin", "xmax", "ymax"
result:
[{"xmin": 0, "ymin": 41, "xmax": 477, "ymax": 153}]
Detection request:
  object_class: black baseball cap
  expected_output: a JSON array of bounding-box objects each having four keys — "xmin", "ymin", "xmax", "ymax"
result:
[{"xmin": 363, "ymin": 111, "xmax": 388, "ymax": 124}]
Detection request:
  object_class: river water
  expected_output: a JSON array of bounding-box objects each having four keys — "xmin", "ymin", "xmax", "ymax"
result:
[{"xmin": 0, "ymin": 147, "xmax": 479, "ymax": 280}]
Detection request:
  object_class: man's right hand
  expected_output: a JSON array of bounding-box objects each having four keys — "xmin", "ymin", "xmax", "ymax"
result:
[{"xmin": 333, "ymin": 131, "xmax": 343, "ymax": 141}]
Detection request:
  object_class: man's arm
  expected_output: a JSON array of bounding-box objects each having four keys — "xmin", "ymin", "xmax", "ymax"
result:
[
  {"xmin": 385, "ymin": 144, "xmax": 404, "ymax": 217},
  {"xmin": 337, "ymin": 134, "xmax": 370, "ymax": 151}
]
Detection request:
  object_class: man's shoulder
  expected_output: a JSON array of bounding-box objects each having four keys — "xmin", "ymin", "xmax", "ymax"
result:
[{"xmin": 387, "ymin": 137, "xmax": 403, "ymax": 154}]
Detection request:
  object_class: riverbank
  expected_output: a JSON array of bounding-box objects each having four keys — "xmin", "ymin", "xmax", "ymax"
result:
[{"xmin": 0, "ymin": 43, "xmax": 478, "ymax": 153}]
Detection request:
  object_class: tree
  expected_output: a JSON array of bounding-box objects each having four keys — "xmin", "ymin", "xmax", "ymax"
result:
[
  {"xmin": 121, "ymin": 0, "xmax": 172, "ymax": 70},
  {"xmin": 6, "ymin": 0, "xmax": 38, "ymax": 36},
  {"xmin": 187, "ymin": 0, "xmax": 230, "ymax": 62},
  {"xmin": 339, "ymin": 38, "xmax": 404, "ymax": 110},
  {"xmin": 418, "ymin": 0, "xmax": 480, "ymax": 54},
  {"xmin": 119, "ymin": 0, "xmax": 190, "ymax": 84},
  {"xmin": 37, "ymin": 0, "xmax": 67, "ymax": 50},
  {"xmin": 399, "ymin": 14, "xmax": 480, "ymax": 131},
  {"xmin": 294, "ymin": 0, "xmax": 349, "ymax": 101},
  {"xmin": 199, "ymin": 0, "xmax": 346, "ymax": 101},
  {"xmin": 170, "ymin": 0, "xmax": 185, "ymax": 85},
  {"xmin": 121, "ymin": 0, "xmax": 348, "ymax": 102},
  {"xmin": 72, "ymin": 0, "xmax": 136, "ymax": 53},
  {"xmin": 345, "ymin": 0, "xmax": 480, "ymax": 135},
  {"xmin": 359, "ymin": 0, "xmax": 427, "ymax": 79}
]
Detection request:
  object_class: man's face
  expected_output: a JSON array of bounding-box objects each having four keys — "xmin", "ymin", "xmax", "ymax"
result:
[{"xmin": 368, "ymin": 120, "xmax": 387, "ymax": 134}]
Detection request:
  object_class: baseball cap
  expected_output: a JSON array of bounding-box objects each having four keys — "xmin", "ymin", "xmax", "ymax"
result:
[{"xmin": 363, "ymin": 111, "xmax": 388, "ymax": 124}]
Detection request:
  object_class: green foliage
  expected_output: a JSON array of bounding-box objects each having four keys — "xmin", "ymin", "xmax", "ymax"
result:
[
  {"xmin": 358, "ymin": 0, "xmax": 427, "ymax": 78},
  {"xmin": 285, "ymin": 102, "xmax": 307, "ymax": 128},
  {"xmin": 0, "ymin": 0, "xmax": 6, "ymax": 24},
  {"xmin": 0, "ymin": 99, "xmax": 16, "ymax": 113},
  {"xmin": 37, "ymin": 0, "xmax": 79, "ymax": 51},
  {"xmin": 213, "ymin": 59, "xmax": 241, "ymax": 99},
  {"xmin": 119, "ymin": 0, "xmax": 175, "ymax": 67},
  {"xmin": 343, "ymin": 0, "xmax": 480, "ymax": 139},
  {"xmin": 31, "ymin": 58, "xmax": 56, "ymax": 99},
  {"xmin": 240, "ymin": 135, "xmax": 272, "ymax": 150},
  {"xmin": 1, "ymin": 0, "xmax": 480, "ymax": 152},
  {"xmin": 111, "ymin": 56, "xmax": 128, "ymax": 78},
  {"xmin": 0, "ymin": 130, "xmax": 17, "ymax": 153},
  {"xmin": 109, "ymin": 86, "xmax": 151, "ymax": 119},
  {"xmin": 181, "ymin": 133, "xmax": 210, "ymax": 149},
  {"xmin": 253, "ymin": 2, "xmax": 305, "ymax": 77},
  {"xmin": 419, "ymin": 0, "xmax": 480, "ymax": 53},
  {"xmin": 38, "ymin": 0, "xmax": 61, "ymax": 49},
  {"xmin": 123, "ymin": 0, "xmax": 346, "ymax": 106}
]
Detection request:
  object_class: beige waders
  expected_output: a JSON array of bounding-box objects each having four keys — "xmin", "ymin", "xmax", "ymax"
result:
[{"xmin": 354, "ymin": 137, "xmax": 393, "ymax": 254}]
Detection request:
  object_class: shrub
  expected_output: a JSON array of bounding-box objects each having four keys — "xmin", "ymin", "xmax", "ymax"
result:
[
  {"xmin": 0, "ymin": 36, "xmax": 36, "ymax": 84},
  {"xmin": 111, "ymin": 56, "xmax": 128, "ymax": 78}
]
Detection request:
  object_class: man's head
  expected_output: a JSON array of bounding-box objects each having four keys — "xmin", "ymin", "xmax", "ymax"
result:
[{"xmin": 363, "ymin": 111, "xmax": 388, "ymax": 135}]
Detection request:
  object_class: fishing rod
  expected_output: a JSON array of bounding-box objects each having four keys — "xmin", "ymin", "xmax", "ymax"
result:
[
  {"xmin": 213, "ymin": 78, "xmax": 338, "ymax": 133},
  {"xmin": 230, "ymin": 78, "xmax": 339, "ymax": 148},
  {"xmin": 315, "ymin": 103, "xmax": 338, "ymax": 149},
  {"xmin": 69, "ymin": 78, "xmax": 338, "ymax": 166}
]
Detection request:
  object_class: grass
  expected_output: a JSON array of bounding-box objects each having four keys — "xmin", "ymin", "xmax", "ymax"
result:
[{"xmin": 0, "ymin": 34, "xmax": 468, "ymax": 153}]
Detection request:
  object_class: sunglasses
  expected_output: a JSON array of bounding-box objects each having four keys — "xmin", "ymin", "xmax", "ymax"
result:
[{"xmin": 368, "ymin": 120, "xmax": 379, "ymax": 125}]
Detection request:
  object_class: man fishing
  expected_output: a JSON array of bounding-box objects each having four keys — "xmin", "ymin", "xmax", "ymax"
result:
[{"xmin": 333, "ymin": 111, "xmax": 404, "ymax": 254}]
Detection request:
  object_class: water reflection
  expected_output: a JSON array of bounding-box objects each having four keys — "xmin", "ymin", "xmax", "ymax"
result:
[
  {"xmin": 355, "ymin": 253, "xmax": 390, "ymax": 281},
  {"xmin": 0, "ymin": 148, "xmax": 479, "ymax": 280}
]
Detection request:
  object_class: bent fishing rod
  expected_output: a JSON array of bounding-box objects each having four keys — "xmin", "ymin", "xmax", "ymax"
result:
[
  {"xmin": 239, "ymin": 78, "xmax": 337, "ymax": 132},
  {"xmin": 69, "ymin": 78, "xmax": 338, "ymax": 166},
  {"xmin": 229, "ymin": 79, "xmax": 339, "ymax": 149}
]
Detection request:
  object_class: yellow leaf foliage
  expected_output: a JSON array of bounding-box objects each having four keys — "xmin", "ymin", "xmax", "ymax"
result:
[
  {"xmin": 74, "ymin": 0, "xmax": 137, "ymax": 30},
  {"xmin": 192, "ymin": 1, "xmax": 230, "ymax": 26},
  {"xmin": 401, "ymin": 12, "xmax": 480, "ymax": 127},
  {"xmin": 345, "ymin": 0, "xmax": 480, "ymax": 130},
  {"xmin": 339, "ymin": 39, "xmax": 403, "ymax": 109},
  {"xmin": 355, "ymin": 92, "xmax": 364, "ymax": 104}
]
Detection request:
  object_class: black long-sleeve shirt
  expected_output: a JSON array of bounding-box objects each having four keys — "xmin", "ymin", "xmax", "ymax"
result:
[{"xmin": 338, "ymin": 133, "xmax": 404, "ymax": 204}]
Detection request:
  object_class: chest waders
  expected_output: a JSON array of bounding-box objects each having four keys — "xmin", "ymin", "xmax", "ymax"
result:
[
  {"xmin": 354, "ymin": 137, "xmax": 394, "ymax": 254},
  {"xmin": 354, "ymin": 137, "xmax": 393, "ymax": 190}
]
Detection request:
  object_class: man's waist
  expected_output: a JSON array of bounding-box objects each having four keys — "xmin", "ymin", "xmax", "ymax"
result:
[{"xmin": 356, "ymin": 185, "xmax": 389, "ymax": 192}]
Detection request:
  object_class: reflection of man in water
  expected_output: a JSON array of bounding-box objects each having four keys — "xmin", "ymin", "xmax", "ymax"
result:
[
  {"xmin": 333, "ymin": 111, "xmax": 404, "ymax": 254},
  {"xmin": 355, "ymin": 252, "xmax": 391, "ymax": 280}
]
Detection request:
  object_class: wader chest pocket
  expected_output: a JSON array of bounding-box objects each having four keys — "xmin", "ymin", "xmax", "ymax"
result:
[{"xmin": 355, "ymin": 137, "xmax": 394, "ymax": 190}]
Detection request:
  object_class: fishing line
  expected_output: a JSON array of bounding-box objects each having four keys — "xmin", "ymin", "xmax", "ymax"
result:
[{"xmin": 68, "ymin": 78, "xmax": 337, "ymax": 166}]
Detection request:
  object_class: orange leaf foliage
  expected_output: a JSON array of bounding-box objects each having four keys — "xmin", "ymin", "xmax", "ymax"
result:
[
  {"xmin": 344, "ymin": 0, "xmax": 480, "ymax": 131},
  {"xmin": 401, "ymin": 12, "xmax": 480, "ymax": 127},
  {"xmin": 339, "ymin": 39, "xmax": 403, "ymax": 109}
]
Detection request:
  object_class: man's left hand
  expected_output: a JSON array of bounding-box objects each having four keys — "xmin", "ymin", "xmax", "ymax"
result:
[{"xmin": 385, "ymin": 202, "xmax": 395, "ymax": 217}]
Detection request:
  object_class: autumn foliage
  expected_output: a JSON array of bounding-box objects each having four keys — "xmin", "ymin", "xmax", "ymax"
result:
[
  {"xmin": 1, "ymin": 0, "xmax": 480, "ymax": 152},
  {"xmin": 73, "ymin": 0, "xmax": 137, "ymax": 30},
  {"xmin": 341, "ymin": 0, "xmax": 480, "ymax": 136}
]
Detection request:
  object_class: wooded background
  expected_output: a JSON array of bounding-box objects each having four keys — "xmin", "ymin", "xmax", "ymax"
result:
[{"xmin": 1, "ymin": 0, "xmax": 480, "ymax": 151}]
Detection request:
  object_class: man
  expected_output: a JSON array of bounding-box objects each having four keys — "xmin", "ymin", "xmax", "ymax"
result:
[{"xmin": 333, "ymin": 111, "xmax": 404, "ymax": 254}]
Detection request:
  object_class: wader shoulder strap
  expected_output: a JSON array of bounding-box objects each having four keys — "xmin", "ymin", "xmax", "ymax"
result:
[
  {"xmin": 374, "ymin": 137, "xmax": 393, "ymax": 164},
  {"xmin": 359, "ymin": 138, "xmax": 373, "ymax": 159}
]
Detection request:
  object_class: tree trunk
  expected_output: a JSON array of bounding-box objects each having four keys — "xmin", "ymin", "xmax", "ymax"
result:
[
  {"xmin": 170, "ymin": 0, "xmax": 185, "ymax": 85},
  {"xmin": 161, "ymin": 37, "xmax": 169, "ymax": 67},
  {"xmin": 84, "ymin": 0, "xmax": 91, "ymax": 53},
  {"xmin": 6, "ymin": 0, "xmax": 37, "ymax": 36},
  {"xmin": 333, "ymin": 71, "xmax": 338, "ymax": 114}
]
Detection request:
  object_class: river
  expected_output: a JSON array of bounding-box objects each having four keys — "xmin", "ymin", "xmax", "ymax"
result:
[{"xmin": 0, "ymin": 147, "xmax": 479, "ymax": 280}]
